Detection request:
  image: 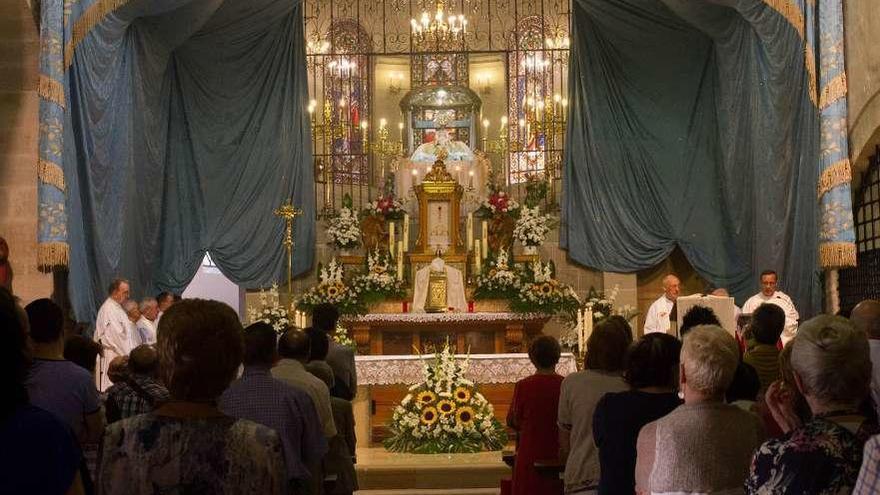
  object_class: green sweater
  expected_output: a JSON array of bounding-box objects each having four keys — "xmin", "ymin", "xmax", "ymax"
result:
[{"xmin": 743, "ymin": 344, "xmax": 780, "ymax": 392}]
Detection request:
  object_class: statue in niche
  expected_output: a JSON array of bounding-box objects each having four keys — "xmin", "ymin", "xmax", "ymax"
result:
[{"xmin": 410, "ymin": 127, "xmax": 474, "ymax": 163}]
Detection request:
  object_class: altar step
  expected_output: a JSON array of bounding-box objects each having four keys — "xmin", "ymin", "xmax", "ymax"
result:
[{"xmin": 355, "ymin": 447, "xmax": 510, "ymax": 491}]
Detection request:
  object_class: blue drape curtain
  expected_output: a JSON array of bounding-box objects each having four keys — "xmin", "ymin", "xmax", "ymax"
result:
[
  {"xmin": 55, "ymin": 0, "xmax": 314, "ymax": 322},
  {"xmin": 562, "ymin": 0, "xmax": 854, "ymax": 317}
]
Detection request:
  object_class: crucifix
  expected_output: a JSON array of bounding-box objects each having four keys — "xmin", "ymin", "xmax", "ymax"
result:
[{"xmin": 274, "ymin": 198, "xmax": 303, "ymax": 298}]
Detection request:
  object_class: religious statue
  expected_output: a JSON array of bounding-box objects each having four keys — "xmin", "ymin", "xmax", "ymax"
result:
[
  {"xmin": 410, "ymin": 127, "xmax": 474, "ymax": 163},
  {"xmin": 361, "ymin": 215, "xmax": 389, "ymax": 252},
  {"xmin": 412, "ymin": 256, "xmax": 467, "ymax": 313}
]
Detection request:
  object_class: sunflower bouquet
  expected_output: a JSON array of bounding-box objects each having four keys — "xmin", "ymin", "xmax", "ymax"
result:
[
  {"xmin": 296, "ymin": 259, "xmax": 366, "ymax": 315},
  {"xmin": 509, "ymin": 260, "xmax": 579, "ymax": 319},
  {"xmin": 384, "ymin": 343, "xmax": 507, "ymax": 454},
  {"xmin": 473, "ymin": 249, "xmax": 521, "ymax": 300},
  {"xmin": 351, "ymin": 249, "xmax": 406, "ymax": 305}
]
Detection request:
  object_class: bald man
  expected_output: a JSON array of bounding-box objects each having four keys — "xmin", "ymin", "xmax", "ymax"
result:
[
  {"xmin": 852, "ymin": 299, "xmax": 880, "ymax": 419},
  {"xmin": 644, "ymin": 274, "xmax": 681, "ymax": 334}
]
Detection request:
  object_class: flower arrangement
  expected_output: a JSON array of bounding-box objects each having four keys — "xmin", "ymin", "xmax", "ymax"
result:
[
  {"xmin": 364, "ymin": 194, "xmax": 406, "ymax": 221},
  {"xmin": 509, "ymin": 260, "xmax": 580, "ymax": 318},
  {"xmin": 474, "ymin": 169, "xmax": 520, "ymax": 219},
  {"xmin": 246, "ymin": 284, "xmax": 292, "ymax": 333},
  {"xmin": 296, "ymin": 259, "xmax": 365, "ymax": 315},
  {"xmin": 332, "ymin": 324, "xmax": 356, "ymax": 351},
  {"xmin": 327, "ymin": 195, "xmax": 361, "ymax": 250},
  {"xmin": 513, "ymin": 205, "xmax": 552, "ymax": 248},
  {"xmin": 473, "ymin": 249, "xmax": 521, "ymax": 300},
  {"xmin": 384, "ymin": 342, "xmax": 507, "ymax": 454},
  {"xmin": 351, "ymin": 249, "xmax": 406, "ymax": 305},
  {"xmin": 558, "ymin": 285, "xmax": 639, "ymax": 351}
]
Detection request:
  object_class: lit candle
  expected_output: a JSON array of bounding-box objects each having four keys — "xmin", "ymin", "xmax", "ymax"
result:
[
  {"xmin": 380, "ymin": 118, "xmax": 387, "ymax": 129},
  {"xmin": 577, "ymin": 310, "xmax": 584, "ymax": 356},
  {"xmin": 468, "ymin": 170, "xmax": 474, "ymax": 189},
  {"xmin": 474, "ymin": 243, "xmax": 482, "ymax": 274},
  {"xmin": 389, "ymin": 222, "xmax": 396, "ymax": 257},
  {"xmin": 398, "ymin": 122, "xmax": 404, "ymax": 144},
  {"xmin": 403, "ymin": 213, "xmax": 410, "ymax": 252},
  {"xmin": 397, "ymin": 242, "xmax": 404, "ymax": 280},
  {"xmin": 466, "ymin": 213, "xmax": 474, "ymax": 252},
  {"xmin": 481, "ymin": 220, "xmax": 488, "ymax": 258}
]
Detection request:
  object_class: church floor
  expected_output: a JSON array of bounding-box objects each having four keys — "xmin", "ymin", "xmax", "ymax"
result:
[{"xmin": 354, "ymin": 447, "xmax": 509, "ymax": 492}]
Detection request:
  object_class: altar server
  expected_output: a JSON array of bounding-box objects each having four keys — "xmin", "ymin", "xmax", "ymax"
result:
[
  {"xmin": 94, "ymin": 278, "xmax": 133, "ymax": 391},
  {"xmin": 643, "ymin": 274, "xmax": 681, "ymax": 335},
  {"xmin": 742, "ymin": 270, "xmax": 799, "ymax": 345}
]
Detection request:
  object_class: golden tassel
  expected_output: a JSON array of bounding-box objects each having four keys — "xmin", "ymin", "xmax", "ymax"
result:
[
  {"xmin": 38, "ymin": 158, "xmax": 66, "ymax": 191},
  {"xmin": 804, "ymin": 45, "xmax": 818, "ymax": 108},
  {"xmin": 819, "ymin": 242, "xmax": 856, "ymax": 269},
  {"xmin": 64, "ymin": 0, "xmax": 133, "ymax": 68},
  {"xmin": 819, "ymin": 73, "xmax": 848, "ymax": 110},
  {"xmin": 38, "ymin": 242, "xmax": 70, "ymax": 271},
  {"xmin": 38, "ymin": 74, "xmax": 66, "ymax": 108},
  {"xmin": 817, "ymin": 159, "xmax": 852, "ymax": 198}
]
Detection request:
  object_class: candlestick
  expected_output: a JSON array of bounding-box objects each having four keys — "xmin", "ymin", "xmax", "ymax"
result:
[
  {"xmin": 466, "ymin": 213, "xmax": 474, "ymax": 252},
  {"xmin": 468, "ymin": 170, "xmax": 474, "ymax": 189},
  {"xmin": 389, "ymin": 222, "xmax": 396, "ymax": 258},
  {"xmin": 403, "ymin": 214, "xmax": 410, "ymax": 252},
  {"xmin": 481, "ymin": 221, "xmax": 488, "ymax": 258}
]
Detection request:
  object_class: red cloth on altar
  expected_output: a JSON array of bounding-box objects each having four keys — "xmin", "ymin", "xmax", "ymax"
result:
[{"xmin": 507, "ymin": 373, "xmax": 564, "ymax": 495}]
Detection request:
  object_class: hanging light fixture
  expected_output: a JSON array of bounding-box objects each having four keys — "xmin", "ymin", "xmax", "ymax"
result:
[{"xmin": 410, "ymin": 0, "xmax": 468, "ymax": 50}]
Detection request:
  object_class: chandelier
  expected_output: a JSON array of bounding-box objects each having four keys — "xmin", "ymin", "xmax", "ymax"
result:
[{"xmin": 410, "ymin": 0, "xmax": 468, "ymax": 49}]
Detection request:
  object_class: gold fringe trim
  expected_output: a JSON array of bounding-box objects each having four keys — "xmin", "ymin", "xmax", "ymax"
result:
[
  {"xmin": 38, "ymin": 158, "xmax": 66, "ymax": 191},
  {"xmin": 819, "ymin": 73, "xmax": 848, "ymax": 110},
  {"xmin": 763, "ymin": 0, "xmax": 805, "ymax": 39},
  {"xmin": 819, "ymin": 242, "xmax": 856, "ymax": 269},
  {"xmin": 817, "ymin": 159, "xmax": 852, "ymax": 197},
  {"xmin": 64, "ymin": 0, "xmax": 133, "ymax": 69},
  {"xmin": 38, "ymin": 242, "xmax": 70, "ymax": 271},
  {"xmin": 762, "ymin": 0, "xmax": 819, "ymax": 107},
  {"xmin": 38, "ymin": 74, "xmax": 66, "ymax": 108},
  {"xmin": 804, "ymin": 45, "xmax": 818, "ymax": 107}
]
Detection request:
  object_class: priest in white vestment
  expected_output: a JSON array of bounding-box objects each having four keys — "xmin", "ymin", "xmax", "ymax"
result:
[
  {"xmin": 94, "ymin": 278, "xmax": 133, "ymax": 391},
  {"xmin": 643, "ymin": 274, "xmax": 681, "ymax": 334},
  {"xmin": 136, "ymin": 297, "xmax": 159, "ymax": 345},
  {"xmin": 412, "ymin": 257, "xmax": 468, "ymax": 313},
  {"xmin": 742, "ymin": 270, "xmax": 799, "ymax": 345}
]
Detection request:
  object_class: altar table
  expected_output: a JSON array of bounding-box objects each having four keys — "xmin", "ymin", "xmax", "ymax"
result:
[
  {"xmin": 341, "ymin": 312, "xmax": 551, "ymax": 356},
  {"xmin": 353, "ymin": 352, "xmax": 577, "ymax": 444}
]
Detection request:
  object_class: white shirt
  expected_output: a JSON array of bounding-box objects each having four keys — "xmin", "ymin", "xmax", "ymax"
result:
[
  {"xmin": 135, "ymin": 316, "xmax": 157, "ymax": 345},
  {"xmin": 94, "ymin": 297, "xmax": 133, "ymax": 391},
  {"xmin": 742, "ymin": 291, "xmax": 799, "ymax": 345},
  {"xmin": 644, "ymin": 295, "xmax": 675, "ymax": 334}
]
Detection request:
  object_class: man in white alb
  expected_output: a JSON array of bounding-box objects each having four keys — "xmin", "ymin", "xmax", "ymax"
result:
[
  {"xmin": 742, "ymin": 270, "xmax": 799, "ymax": 345},
  {"xmin": 94, "ymin": 278, "xmax": 133, "ymax": 391},
  {"xmin": 644, "ymin": 274, "xmax": 681, "ymax": 335}
]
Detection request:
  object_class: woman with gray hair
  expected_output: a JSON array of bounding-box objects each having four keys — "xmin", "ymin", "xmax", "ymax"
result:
[
  {"xmin": 97, "ymin": 299, "xmax": 287, "ymax": 494},
  {"xmin": 636, "ymin": 325, "xmax": 764, "ymax": 494},
  {"xmin": 746, "ymin": 315, "xmax": 877, "ymax": 494}
]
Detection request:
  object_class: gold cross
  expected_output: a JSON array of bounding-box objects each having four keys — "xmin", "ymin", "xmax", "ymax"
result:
[{"xmin": 274, "ymin": 198, "xmax": 303, "ymax": 298}]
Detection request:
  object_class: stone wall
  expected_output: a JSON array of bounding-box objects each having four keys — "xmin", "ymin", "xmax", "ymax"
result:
[
  {"xmin": 845, "ymin": 0, "xmax": 880, "ymax": 178},
  {"xmin": 0, "ymin": 0, "xmax": 52, "ymax": 304}
]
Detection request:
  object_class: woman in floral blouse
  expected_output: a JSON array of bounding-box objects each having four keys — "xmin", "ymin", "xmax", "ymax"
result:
[
  {"xmin": 98, "ymin": 300, "xmax": 286, "ymax": 495},
  {"xmin": 746, "ymin": 315, "xmax": 877, "ymax": 494}
]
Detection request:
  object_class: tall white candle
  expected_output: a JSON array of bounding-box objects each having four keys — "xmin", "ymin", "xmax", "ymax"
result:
[
  {"xmin": 397, "ymin": 242, "xmax": 404, "ymax": 280},
  {"xmin": 577, "ymin": 310, "xmax": 584, "ymax": 356},
  {"xmin": 481, "ymin": 221, "xmax": 489, "ymax": 259},
  {"xmin": 474, "ymin": 244, "xmax": 482, "ymax": 274},
  {"xmin": 389, "ymin": 222, "xmax": 396, "ymax": 258},
  {"xmin": 584, "ymin": 310, "xmax": 594, "ymax": 343},
  {"xmin": 403, "ymin": 214, "xmax": 410, "ymax": 252},
  {"xmin": 466, "ymin": 213, "xmax": 474, "ymax": 253}
]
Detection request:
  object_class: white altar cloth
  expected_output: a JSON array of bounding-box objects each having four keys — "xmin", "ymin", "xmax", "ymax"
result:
[{"xmin": 355, "ymin": 352, "xmax": 577, "ymax": 386}]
